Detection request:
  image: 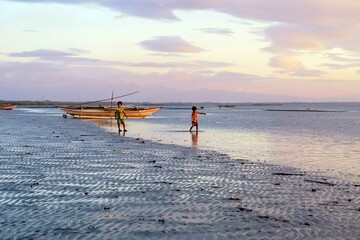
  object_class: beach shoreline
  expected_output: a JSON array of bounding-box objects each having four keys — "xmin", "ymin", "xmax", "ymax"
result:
[{"xmin": 0, "ymin": 111, "xmax": 359, "ymax": 239}]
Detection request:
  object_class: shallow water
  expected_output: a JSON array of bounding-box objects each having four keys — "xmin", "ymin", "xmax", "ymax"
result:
[
  {"xmin": 83, "ymin": 102, "xmax": 360, "ymax": 182},
  {"xmin": 5, "ymin": 103, "xmax": 360, "ymax": 182}
]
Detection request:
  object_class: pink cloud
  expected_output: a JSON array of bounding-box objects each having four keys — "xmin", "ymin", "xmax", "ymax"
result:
[
  {"xmin": 8, "ymin": 49, "xmax": 124, "ymax": 66},
  {"xmin": 264, "ymin": 23, "xmax": 360, "ymax": 53},
  {"xmin": 325, "ymin": 53, "xmax": 360, "ymax": 63},
  {"xmin": 11, "ymin": 1, "xmax": 360, "ymax": 53},
  {"xmin": 269, "ymin": 54, "xmax": 323, "ymax": 77},
  {"xmin": 195, "ymin": 28, "xmax": 234, "ymax": 36},
  {"xmin": 291, "ymin": 69, "xmax": 324, "ymax": 77},
  {"xmin": 132, "ymin": 60, "xmax": 233, "ymax": 69},
  {"xmin": 8, "ymin": 48, "xmax": 234, "ymax": 70},
  {"xmin": 264, "ymin": 25, "xmax": 326, "ymax": 52},
  {"xmin": 8, "ymin": 49, "xmax": 75, "ymax": 58},
  {"xmin": 12, "ymin": 1, "xmax": 360, "ymax": 25},
  {"xmin": 269, "ymin": 54, "xmax": 303, "ymax": 71},
  {"xmin": 11, "ymin": 0, "xmax": 360, "ymax": 71},
  {"xmin": 140, "ymin": 36, "xmax": 205, "ymax": 53},
  {"xmin": 2, "ymin": 60, "xmax": 357, "ymax": 102},
  {"xmin": 323, "ymin": 53, "xmax": 360, "ymax": 70},
  {"xmin": 322, "ymin": 63, "xmax": 360, "ymax": 70},
  {"xmin": 4, "ymin": 1, "xmax": 360, "ymax": 100}
]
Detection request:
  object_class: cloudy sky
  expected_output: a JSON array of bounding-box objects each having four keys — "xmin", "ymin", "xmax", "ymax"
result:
[{"xmin": 1, "ymin": 0, "xmax": 359, "ymax": 102}]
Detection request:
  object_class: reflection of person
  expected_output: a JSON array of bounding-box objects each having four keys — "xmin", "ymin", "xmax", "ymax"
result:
[
  {"xmin": 191, "ymin": 132, "xmax": 198, "ymax": 147},
  {"xmin": 115, "ymin": 101, "xmax": 128, "ymax": 133},
  {"xmin": 189, "ymin": 106, "xmax": 206, "ymax": 133}
]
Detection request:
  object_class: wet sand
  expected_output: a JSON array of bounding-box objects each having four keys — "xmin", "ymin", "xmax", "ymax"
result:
[{"xmin": 0, "ymin": 111, "xmax": 359, "ymax": 239}]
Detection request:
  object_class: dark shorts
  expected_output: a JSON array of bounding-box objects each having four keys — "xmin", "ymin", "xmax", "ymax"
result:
[
  {"xmin": 117, "ymin": 119, "xmax": 125, "ymax": 125},
  {"xmin": 192, "ymin": 121, "xmax": 198, "ymax": 126}
]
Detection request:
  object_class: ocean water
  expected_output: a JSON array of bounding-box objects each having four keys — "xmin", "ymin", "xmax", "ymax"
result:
[
  {"xmin": 95, "ymin": 102, "xmax": 360, "ymax": 182},
  {"xmin": 5, "ymin": 102, "xmax": 360, "ymax": 182}
]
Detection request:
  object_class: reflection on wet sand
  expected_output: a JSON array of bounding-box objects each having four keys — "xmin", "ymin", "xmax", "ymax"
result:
[
  {"xmin": 83, "ymin": 118, "xmax": 114, "ymax": 127},
  {"xmin": 79, "ymin": 115, "xmax": 360, "ymax": 182},
  {"xmin": 84, "ymin": 119, "xmax": 129, "ymax": 136},
  {"xmin": 191, "ymin": 132, "xmax": 198, "ymax": 148}
]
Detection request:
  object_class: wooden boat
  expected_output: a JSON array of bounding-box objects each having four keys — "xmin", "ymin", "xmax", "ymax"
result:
[
  {"xmin": 0, "ymin": 104, "xmax": 17, "ymax": 110},
  {"xmin": 218, "ymin": 104, "xmax": 235, "ymax": 108},
  {"xmin": 59, "ymin": 106, "xmax": 162, "ymax": 119}
]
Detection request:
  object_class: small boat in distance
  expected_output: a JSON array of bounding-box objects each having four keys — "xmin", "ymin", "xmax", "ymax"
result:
[
  {"xmin": 218, "ymin": 104, "xmax": 235, "ymax": 108},
  {"xmin": 0, "ymin": 104, "xmax": 17, "ymax": 110},
  {"xmin": 59, "ymin": 106, "xmax": 162, "ymax": 119}
]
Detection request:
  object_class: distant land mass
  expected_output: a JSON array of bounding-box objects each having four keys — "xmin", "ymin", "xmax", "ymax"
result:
[
  {"xmin": 1, "ymin": 87, "xmax": 359, "ymax": 103},
  {"xmin": 124, "ymin": 87, "xmax": 359, "ymax": 103}
]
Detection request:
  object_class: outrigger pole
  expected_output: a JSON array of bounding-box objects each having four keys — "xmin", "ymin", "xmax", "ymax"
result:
[
  {"xmin": 110, "ymin": 91, "xmax": 114, "ymax": 120},
  {"xmin": 74, "ymin": 91, "xmax": 140, "ymax": 106}
]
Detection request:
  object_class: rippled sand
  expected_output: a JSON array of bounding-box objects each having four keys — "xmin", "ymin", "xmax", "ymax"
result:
[{"xmin": 0, "ymin": 111, "xmax": 359, "ymax": 239}]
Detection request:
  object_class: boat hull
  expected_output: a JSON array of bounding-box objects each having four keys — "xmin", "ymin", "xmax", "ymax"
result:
[
  {"xmin": 0, "ymin": 104, "xmax": 17, "ymax": 110},
  {"xmin": 59, "ymin": 106, "xmax": 161, "ymax": 119}
]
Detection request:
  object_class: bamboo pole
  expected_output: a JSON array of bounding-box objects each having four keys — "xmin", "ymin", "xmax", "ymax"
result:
[
  {"xmin": 110, "ymin": 91, "xmax": 114, "ymax": 120},
  {"xmin": 73, "ymin": 91, "xmax": 139, "ymax": 106}
]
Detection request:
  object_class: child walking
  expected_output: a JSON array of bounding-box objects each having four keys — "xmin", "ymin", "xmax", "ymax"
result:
[
  {"xmin": 189, "ymin": 106, "xmax": 206, "ymax": 133},
  {"xmin": 115, "ymin": 101, "xmax": 128, "ymax": 132}
]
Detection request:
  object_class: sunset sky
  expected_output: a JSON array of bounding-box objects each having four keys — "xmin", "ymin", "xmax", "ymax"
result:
[{"xmin": 1, "ymin": 0, "xmax": 360, "ymax": 102}]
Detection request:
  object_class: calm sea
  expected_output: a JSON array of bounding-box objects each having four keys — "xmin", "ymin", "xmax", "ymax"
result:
[
  {"xmin": 9, "ymin": 102, "xmax": 360, "ymax": 182},
  {"xmin": 108, "ymin": 102, "xmax": 360, "ymax": 182}
]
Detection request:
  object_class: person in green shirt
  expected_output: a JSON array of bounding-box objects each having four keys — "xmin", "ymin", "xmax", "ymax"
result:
[{"xmin": 115, "ymin": 101, "xmax": 128, "ymax": 132}]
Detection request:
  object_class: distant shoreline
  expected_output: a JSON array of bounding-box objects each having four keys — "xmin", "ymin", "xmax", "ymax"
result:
[
  {"xmin": 2, "ymin": 100, "xmax": 360, "ymax": 107},
  {"xmin": 264, "ymin": 108, "xmax": 347, "ymax": 113}
]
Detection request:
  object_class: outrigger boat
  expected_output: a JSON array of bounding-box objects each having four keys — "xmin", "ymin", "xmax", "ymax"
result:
[
  {"xmin": 0, "ymin": 104, "xmax": 17, "ymax": 110},
  {"xmin": 59, "ymin": 106, "xmax": 161, "ymax": 119}
]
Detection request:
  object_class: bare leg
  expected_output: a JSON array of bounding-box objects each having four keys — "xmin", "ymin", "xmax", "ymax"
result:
[{"xmin": 190, "ymin": 123, "xmax": 195, "ymax": 132}]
